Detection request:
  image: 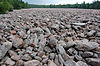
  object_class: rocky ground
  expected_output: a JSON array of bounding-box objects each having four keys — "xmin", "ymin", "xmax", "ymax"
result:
[{"xmin": 0, "ymin": 8, "xmax": 100, "ymax": 66}]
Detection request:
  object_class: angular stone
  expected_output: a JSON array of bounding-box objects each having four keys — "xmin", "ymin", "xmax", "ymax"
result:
[
  {"xmin": 51, "ymin": 24, "xmax": 59, "ymax": 30},
  {"xmin": 75, "ymin": 39, "xmax": 99, "ymax": 51},
  {"xmin": 12, "ymin": 36, "xmax": 24, "ymax": 48},
  {"xmin": 64, "ymin": 59, "xmax": 76, "ymax": 66},
  {"xmin": 87, "ymin": 30, "xmax": 96, "ymax": 36},
  {"xmin": 56, "ymin": 45, "xmax": 71, "ymax": 61},
  {"xmin": 38, "ymin": 51, "xmax": 45, "ymax": 57},
  {"xmin": 64, "ymin": 41, "xmax": 76, "ymax": 49},
  {"xmin": 42, "ymin": 27, "xmax": 51, "ymax": 34},
  {"xmin": 71, "ymin": 25, "xmax": 80, "ymax": 30},
  {"xmin": 65, "ymin": 25, "xmax": 71, "ymax": 29},
  {"xmin": 18, "ymin": 30, "xmax": 27, "ymax": 38},
  {"xmin": 21, "ymin": 54, "xmax": 32, "ymax": 61},
  {"xmin": 78, "ymin": 33, "xmax": 85, "ymax": 38},
  {"xmin": 0, "ymin": 41, "xmax": 12, "ymax": 59},
  {"xmin": 74, "ymin": 55, "xmax": 83, "ymax": 61},
  {"xmin": 82, "ymin": 51, "xmax": 93, "ymax": 58},
  {"xmin": 49, "ymin": 53, "xmax": 55, "ymax": 60},
  {"xmin": 58, "ymin": 54, "xmax": 64, "ymax": 65},
  {"xmin": 31, "ymin": 33, "xmax": 38, "ymax": 47},
  {"xmin": 33, "ymin": 27, "xmax": 44, "ymax": 35},
  {"xmin": 42, "ymin": 57, "xmax": 48, "ymax": 64},
  {"xmin": 38, "ymin": 34, "xmax": 46, "ymax": 51},
  {"xmin": 96, "ymin": 32, "xmax": 100, "ymax": 37},
  {"xmin": 48, "ymin": 36, "xmax": 58, "ymax": 47},
  {"xmin": 5, "ymin": 58, "xmax": 15, "ymax": 66},
  {"xmin": 44, "ymin": 46, "xmax": 52, "ymax": 53},
  {"xmin": 34, "ymin": 56, "xmax": 42, "ymax": 61},
  {"xmin": 67, "ymin": 48, "xmax": 76, "ymax": 55},
  {"xmin": 16, "ymin": 60, "xmax": 24, "ymax": 66},
  {"xmin": 76, "ymin": 61, "xmax": 88, "ymax": 66},
  {"xmin": 26, "ymin": 46, "xmax": 33, "ymax": 54},
  {"xmin": 48, "ymin": 60, "xmax": 57, "ymax": 66},
  {"xmin": 0, "ymin": 23, "xmax": 6, "ymax": 29},
  {"xmin": 58, "ymin": 40, "xmax": 66, "ymax": 46},
  {"xmin": 55, "ymin": 55, "xmax": 62, "ymax": 66},
  {"xmin": 9, "ymin": 50, "xmax": 20, "ymax": 61}
]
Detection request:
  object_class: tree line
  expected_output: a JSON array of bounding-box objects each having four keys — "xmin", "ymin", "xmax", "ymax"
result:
[
  {"xmin": 0, "ymin": 0, "xmax": 100, "ymax": 14},
  {"xmin": 29, "ymin": 0, "xmax": 100, "ymax": 9},
  {"xmin": 0, "ymin": 0, "xmax": 29, "ymax": 14}
]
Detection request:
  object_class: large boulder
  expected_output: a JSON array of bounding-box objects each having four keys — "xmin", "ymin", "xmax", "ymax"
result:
[
  {"xmin": 75, "ymin": 39, "xmax": 99, "ymax": 51},
  {"xmin": 0, "ymin": 41, "xmax": 12, "ymax": 59}
]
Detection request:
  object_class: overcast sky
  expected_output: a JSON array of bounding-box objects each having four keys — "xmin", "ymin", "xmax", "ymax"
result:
[{"xmin": 23, "ymin": 0, "xmax": 96, "ymax": 5}]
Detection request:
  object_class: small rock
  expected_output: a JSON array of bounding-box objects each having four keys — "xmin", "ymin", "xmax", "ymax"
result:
[
  {"xmin": 18, "ymin": 30, "xmax": 27, "ymax": 38},
  {"xmin": 30, "ymin": 52, "xmax": 37, "ymax": 58},
  {"xmin": 16, "ymin": 60, "xmax": 24, "ymax": 66},
  {"xmin": 72, "ymin": 23, "xmax": 86, "ymax": 26},
  {"xmin": 65, "ymin": 25, "xmax": 71, "ymax": 29},
  {"xmin": 76, "ymin": 61, "xmax": 88, "ymax": 66},
  {"xmin": 58, "ymin": 54, "xmax": 64, "ymax": 65},
  {"xmin": 71, "ymin": 25, "xmax": 81, "ymax": 30},
  {"xmin": 49, "ymin": 53, "xmax": 55, "ymax": 60},
  {"xmin": 48, "ymin": 36, "xmax": 58, "ymax": 47},
  {"xmin": 42, "ymin": 27, "xmax": 51, "ymax": 34},
  {"xmin": 42, "ymin": 57, "xmax": 48, "ymax": 64},
  {"xmin": 87, "ymin": 30, "xmax": 96, "ymax": 36},
  {"xmin": 24, "ymin": 60, "xmax": 42, "ymax": 66},
  {"xmin": 34, "ymin": 56, "xmax": 42, "ymax": 61},
  {"xmin": 82, "ymin": 51, "xmax": 93, "ymax": 58},
  {"xmin": 86, "ymin": 58, "xmax": 100, "ymax": 66},
  {"xmin": 54, "ymin": 55, "xmax": 60, "ymax": 65},
  {"xmin": 21, "ymin": 54, "xmax": 32, "ymax": 61},
  {"xmin": 57, "ymin": 45, "xmax": 71, "ymax": 61},
  {"xmin": 95, "ymin": 52, "xmax": 100, "ymax": 58},
  {"xmin": 96, "ymin": 32, "xmax": 100, "ymax": 37},
  {"xmin": 12, "ymin": 36, "xmax": 24, "ymax": 48},
  {"xmin": 33, "ymin": 27, "xmax": 44, "ymax": 35},
  {"xmin": 51, "ymin": 24, "xmax": 59, "ymax": 30},
  {"xmin": 38, "ymin": 34, "xmax": 46, "ymax": 51},
  {"xmin": 38, "ymin": 51, "xmax": 45, "ymax": 57},
  {"xmin": 9, "ymin": 50, "xmax": 20, "ymax": 61},
  {"xmin": 78, "ymin": 33, "xmax": 85, "ymax": 38},
  {"xmin": 58, "ymin": 40, "xmax": 66, "ymax": 46},
  {"xmin": 67, "ymin": 48, "xmax": 76, "ymax": 55},
  {"xmin": 74, "ymin": 55, "xmax": 83, "ymax": 61},
  {"xmin": 10, "ymin": 30, "xmax": 16, "ymax": 35},
  {"xmin": 26, "ymin": 46, "xmax": 33, "ymax": 54},
  {"xmin": 32, "ymin": 33, "xmax": 38, "ymax": 47},
  {"xmin": 48, "ymin": 60, "xmax": 57, "ymax": 66},
  {"xmin": 0, "ymin": 23, "xmax": 6, "ymax": 29},
  {"xmin": 5, "ymin": 57, "xmax": 15, "ymax": 66},
  {"xmin": 64, "ymin": 41, "xmax": 76, "ymax": 49},
  {"xmin": 93, "ymin": 53, "xmax": 98, "ymax": 58},
  {"xmin": 44, "ymin": 46, "xmax": 52, "ymax": 53},
  {"xmin": 64, "ymin": 59, "xmax": 76, "ymax": 66}
]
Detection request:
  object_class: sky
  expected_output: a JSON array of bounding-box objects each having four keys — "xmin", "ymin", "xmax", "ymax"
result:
[{"xmin": 23, "ymin": 0, "xmax": 96, "ymax": 5}]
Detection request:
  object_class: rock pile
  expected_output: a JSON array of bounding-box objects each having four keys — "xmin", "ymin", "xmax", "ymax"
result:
[{"xmin": 0, "ymin": 8, "xmax": 100, "ymax": 66}]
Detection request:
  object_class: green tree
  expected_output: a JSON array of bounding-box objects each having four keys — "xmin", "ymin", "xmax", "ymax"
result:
[{"xmin": 0, "ymin": 2, "xmax": 13, "ymax": 14}]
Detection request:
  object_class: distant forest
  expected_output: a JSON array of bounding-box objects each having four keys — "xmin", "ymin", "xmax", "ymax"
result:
[
  {"xmin": 29, "ymin": 0, "xmax": 100, "ymax": 9},
  {"xmin": 0, "ymin": 0, "xmax": 29, "ymax": 14},
  {"xmin": 0, "ymin": 0, "xmax": 100, "ymax": 14}
]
